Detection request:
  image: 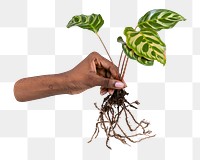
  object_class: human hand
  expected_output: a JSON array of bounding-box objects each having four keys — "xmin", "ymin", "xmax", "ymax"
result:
[{"xmin": 65, "ymin": 52, "xmax": 126, "ymax": 95}]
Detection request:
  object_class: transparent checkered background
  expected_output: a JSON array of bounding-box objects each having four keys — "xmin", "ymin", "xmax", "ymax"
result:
[{"xmin": 0, "ymin": 0, "xmax": 200, "ymax": 159}]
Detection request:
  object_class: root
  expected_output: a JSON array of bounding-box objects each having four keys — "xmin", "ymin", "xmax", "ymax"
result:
[{"xmin": 88, "ymin": 89, "xmax": 155, "ymax": 149}]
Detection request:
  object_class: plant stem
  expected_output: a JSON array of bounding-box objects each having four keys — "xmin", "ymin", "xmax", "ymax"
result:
[
  {"xmin": 121, "ymin": 57, "xmax": 129, "ymax": 80},
  {"xmin": 96, "ymin": 33, "xmax": 113, "ymax": 63},
  {"xmin": 120, "ymin": 55, "xmax": 127, "ymax": 79},
  {"xmin": 118, "ymin": 50, "xmax": 124, "ymax": 69},
  {"xmin": 117, "ymin": 25, "xmax": 138, "ymax": 80}
]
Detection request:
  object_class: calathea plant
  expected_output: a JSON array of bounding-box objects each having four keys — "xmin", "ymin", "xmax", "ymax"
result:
[{"xmin": 67, "ymin": 9, "xmax": 185, "ymax": 149}]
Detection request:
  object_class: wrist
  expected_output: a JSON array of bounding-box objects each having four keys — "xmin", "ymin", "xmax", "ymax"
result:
[{"xmin": 58, "ymin": 70, "xmax": 76, "ymax": 95}]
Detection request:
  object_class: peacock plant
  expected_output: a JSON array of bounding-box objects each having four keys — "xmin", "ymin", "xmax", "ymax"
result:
[
  {"xmin": 67, "ymin": 9, "xmax": 185, "ymax": 149},
  {"xmin": 67, "ymin": 14, "xmax": 112, "ymax": 61}
]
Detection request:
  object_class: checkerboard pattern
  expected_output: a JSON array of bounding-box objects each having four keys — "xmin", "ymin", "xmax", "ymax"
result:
[{"xmin": 0, "ymin": 0, "xmax": 199, "ymax": 159}]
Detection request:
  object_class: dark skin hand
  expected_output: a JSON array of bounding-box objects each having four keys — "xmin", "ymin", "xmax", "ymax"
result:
[{"xmin": 14, "ymin": 52, "xmax": 126, "ymax": 102}]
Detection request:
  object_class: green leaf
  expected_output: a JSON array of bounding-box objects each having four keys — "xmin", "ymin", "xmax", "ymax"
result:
[
  {"xmin": 117, "ymin": 36, "xmax": 154, "ymax": 66},
  {"xmin": 138, "ymin": 9, "xmax": 186, "ymax": 31},
  {"xmin": 67, "ymin": 14, "xmax": 104, "ymax": 33},
  {"xmin": 124, "ymin": 27, "xmax": 166, "ymax": 65}
]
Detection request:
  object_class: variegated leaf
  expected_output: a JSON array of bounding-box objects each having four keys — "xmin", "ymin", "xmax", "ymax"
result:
[
  {"xmin": 138, "ymin": 9, "xmax": 186, "ymax": 31},
  {"xmin": 67, "ymin": 14, "xmax": 104, "ymax": 33},
  {"xmin": 124, "ymin": 27, "xmax": 166, "ymax": 65},
  {"xmin": 117, "ymin": 36, "xmax": 154, "ymax": 66}
]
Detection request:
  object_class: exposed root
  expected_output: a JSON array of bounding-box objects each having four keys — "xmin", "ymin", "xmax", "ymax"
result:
[{"xmin": 88, "ymin": 89, "xmax": 155, "ymax": 149}]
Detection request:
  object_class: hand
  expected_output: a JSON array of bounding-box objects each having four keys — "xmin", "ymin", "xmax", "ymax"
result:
[
  {"xmin": 14, "ymin": 52, "xmax": 126, "ymax": 102},
  {"xmin": 66, "ymin": 52, "xmax": 126, "ymax": 95}
]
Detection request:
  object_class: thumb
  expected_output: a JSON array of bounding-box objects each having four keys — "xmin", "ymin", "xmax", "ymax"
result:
[{"xmin": 93, "ymin": 74, "xmax": 125, "ymax": 89}]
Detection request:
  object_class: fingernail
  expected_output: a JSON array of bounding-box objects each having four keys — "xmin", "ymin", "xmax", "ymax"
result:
[
  {"xmin": 124, "ymin": 83, "xmax": 127, "ymax": 88},
  {"xmin": 109, "ymin": 90, "xmax": 114, "ymax": 95},
  {"xmin": 115, "ymin": 82, "xmax": 125, "ymax": 88},
  {"xmin": 100, "ymin": 91, "xmax": 107, "ymax": 95}
]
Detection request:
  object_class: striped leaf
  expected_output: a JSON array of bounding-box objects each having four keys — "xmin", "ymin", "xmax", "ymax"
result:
[
  {"xmin": 117, "ymin": 37, "xmax": 154, "ymax": 66},
  {"xmin": 138, "ymin": 9, "xmax": 186, "ymax": 31},
  {"xmin": 124, "ymin": 27, "xmax": 166, "ymax": 65},
  {"xmin": 67, "ymin": 14, "xmax": 104, "ymax": 33}
]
